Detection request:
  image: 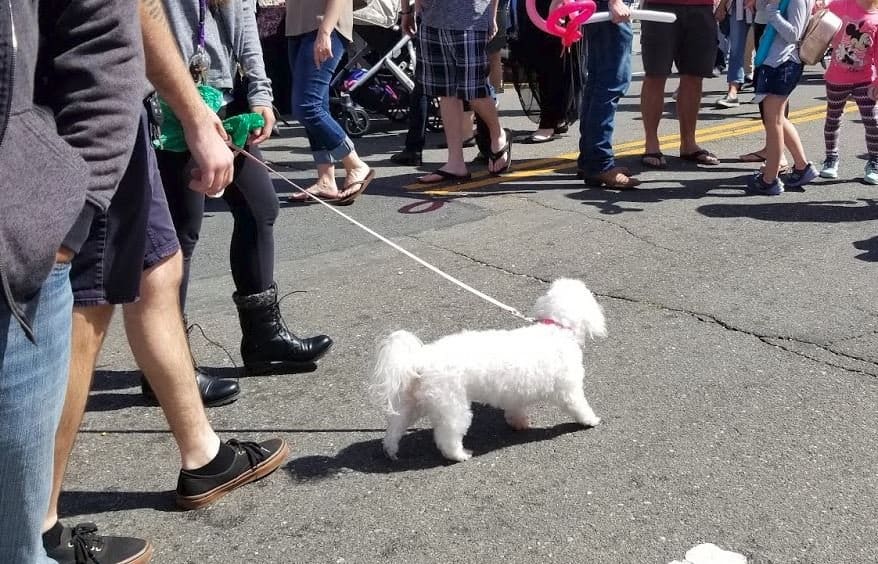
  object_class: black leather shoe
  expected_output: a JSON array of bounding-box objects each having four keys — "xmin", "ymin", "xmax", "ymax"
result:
[
  {"xmin": 141, "ymin": 368, "xmax": 240, "ymax": 408},
  {"xmin": 234, "ymin": 283, "xmax": 334, "ymax": 375},
  {"xmin": 390, "ymin": 149, "xmax": 422, "ymax": 166}
]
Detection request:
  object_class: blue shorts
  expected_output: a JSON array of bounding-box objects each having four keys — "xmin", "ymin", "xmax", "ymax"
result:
[
  {"xmin": 70, "ymin": 111, "xmax": 180, "ymax": 306},
  {"xmin": 754, "ymin": 60, "xmax": 804, "ymax": 100}
]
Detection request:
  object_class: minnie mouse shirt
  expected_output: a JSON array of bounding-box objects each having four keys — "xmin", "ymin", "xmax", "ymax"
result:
[{"xmin": 826, "ymin": 0, "xmax": 878, "ymax": 84}]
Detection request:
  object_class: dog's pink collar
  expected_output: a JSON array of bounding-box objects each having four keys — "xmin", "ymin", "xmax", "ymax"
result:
[{"xmin": 537, "ymin": 318, "xmax": 573, "ymax": 331}]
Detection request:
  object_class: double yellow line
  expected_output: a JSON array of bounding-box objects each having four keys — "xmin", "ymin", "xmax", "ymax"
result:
[{"xmin": 406, "ymin": 101, "xmax": 851, "ymax": 195}]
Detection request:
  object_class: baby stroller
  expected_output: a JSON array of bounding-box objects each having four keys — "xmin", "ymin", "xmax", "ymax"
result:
[{"xmin": 330, "ymin": 0, "xmax": 441, "ymax": 137}]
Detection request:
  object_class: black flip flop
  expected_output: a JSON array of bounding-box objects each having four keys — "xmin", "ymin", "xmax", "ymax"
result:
[
  {"xmin": 680, "ymin": 149, "xmax": 720, "ymax": 166},
  {"xmin": 641, "ymin": 152, "xmax": 667, "ymax": 169},
  {"xmin": 488, "ymin": 129, "xmax": 512, "ymax": 176},
  {"xmin": 417, "ymin": 169, "xmax": 472, "ymax": 184}
]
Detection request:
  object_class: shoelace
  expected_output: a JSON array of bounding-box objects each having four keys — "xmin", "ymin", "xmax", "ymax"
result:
[
  {"xmin": 69, "ymin": 523, "xmax": 104, "ymax": 564},
  {"xmin": 227, "ymin": 439, "xmax": 269, "ymax": 468}
]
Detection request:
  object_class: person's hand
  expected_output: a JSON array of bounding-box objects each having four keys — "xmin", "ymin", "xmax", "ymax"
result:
[
  {"xmin": 609, "ymin": 0, "xmax": 631, "ymax": 23},
  {"xmin": 248, "ymin": 105, "xmax": 276, "ymax": 145},
  {"xmin": 868, "ymin": 82, "xmax": 878, "ymax": 101},
  {"xmin": 744, "ymin": 0, "xmax": 757, "ymax": 10},
  {"xmin": 313, "ymin": 29, "xmax": 333, "ymax": 68},
  {"xmin": 182, "ymin": 109, "xmax": 234, "ymax": 195},
  {"xmin": 401, "ymin": 12, "xmax": 417, "ymax": 35}
]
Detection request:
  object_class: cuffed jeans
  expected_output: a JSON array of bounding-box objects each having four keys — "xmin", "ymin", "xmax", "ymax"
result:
[
  {"xmin": 288, "ymin": 30, "xmax": 356, "ymax": 165},
  {"xmin": 0, "ymin": 263, "xmax": 73, "ymax": 564},
  {"xmin": 726, "ymin": 17, "xmax": 750, "ymax": 86},
  {"xmin": 578, "ymin": 3, "xmax": 633, "ymax": 175}
]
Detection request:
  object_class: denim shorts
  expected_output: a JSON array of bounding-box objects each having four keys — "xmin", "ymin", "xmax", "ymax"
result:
[
  {"xmin": 754, "ymin": 60, "xmax": 804, "ymax": 100},
  {"xmin": 417, "ymin": 26, "xmax": 492, "ymax": 100},
  {"xmin": 70, "ymin": 111, "xmax": 180, "ymax": 306}
]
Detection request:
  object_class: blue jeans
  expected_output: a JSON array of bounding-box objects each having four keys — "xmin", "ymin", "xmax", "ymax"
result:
[
  {"xmin": 578, "ymin": 6, "xmax": 633, "ymax": 175},
  {"xmin": 288, "ymin": 30, "xmax": 355, "ymax": 165},
  {"xmin": 0, "ymin": 263, "xmax": 73, "ymax": 564},
  {"xmin": 726, "ymin": 17, "xmax": 750, "ymax": 86}
]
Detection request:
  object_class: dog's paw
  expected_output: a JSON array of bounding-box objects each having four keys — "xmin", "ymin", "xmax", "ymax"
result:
[
  {"xmin": 383, "ymin": 445, "xmax": 399, "ymax": 461},
  {"xmin": 582, "ymin": 416, "xmax": 601, "ymax": 427},
  {"xmin": 445, "ymin": 449, "xmax": 472, "ymax": 462}
]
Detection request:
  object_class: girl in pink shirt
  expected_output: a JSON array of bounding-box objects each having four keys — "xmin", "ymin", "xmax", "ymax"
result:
[{"xmin": 821, "ymin": 0, "xmax": 878, "ymax": 182}]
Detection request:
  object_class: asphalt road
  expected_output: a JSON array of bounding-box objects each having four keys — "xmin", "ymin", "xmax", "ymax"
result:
[{"xmin": 66, "ymin": 35, "xmax": 878, "ymax": 564}]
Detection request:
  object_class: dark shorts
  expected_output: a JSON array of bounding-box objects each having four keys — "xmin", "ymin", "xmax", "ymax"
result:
[
  {"xmin": 486, "ymin": 4, "xmax": 509, "ymax": 54},
  {"xmin": 754, "ymin": 60, "xmax": 803, "ymax": 100},
  {"xmin": 70, "ymin": 112, "xmax": 180, "ymax": 306},
  {"xmin": 641, "ymin": 3, "xmax": 717, "ymax": 78},
  {"xmin": 417, "ymin": 26, "xmax": 492, "ymax": 100}
]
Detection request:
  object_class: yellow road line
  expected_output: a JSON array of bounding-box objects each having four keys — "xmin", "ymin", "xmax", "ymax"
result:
[{"xmin": 405, "ymin": 101, "xmax": 853, "ymax": 196}]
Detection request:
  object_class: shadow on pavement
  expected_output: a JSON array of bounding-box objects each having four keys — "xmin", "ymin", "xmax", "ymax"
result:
[
  {"xmin": 853, "ymin": 235, "xmax": 878, "ymax": 262},
  {"xmin": 285, "ymin": 406, "xmax": 587, "ymax": 480},
  {"xmin": 697, "ymin": 197, "xmax": 878, "ymax": 223},
  {"xmin": 60, "ymin": 490, "xmax": 179, "ymax": 517}
]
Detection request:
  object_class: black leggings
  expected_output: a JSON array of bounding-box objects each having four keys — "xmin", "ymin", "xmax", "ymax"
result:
[{"xmin": 156, "ymin": 143, "xmax": 280, "ymax": 307}]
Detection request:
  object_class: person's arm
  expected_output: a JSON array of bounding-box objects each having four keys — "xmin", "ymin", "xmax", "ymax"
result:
[
  {"xmin": 140, "ymin": 0, "xmax": 233, "ymax": 194},
  {"xmin": 765, "ymin": 0, "xmax": 809, "ymax": 43},
  {"xmin": 314, "ymin": 0, "xmax": 345, "ymax": 67},
  {"xmin": 237, "ymin": 0, "xmax": 276, "ymax": 145},
  {"xmin": 401, "ymin": 0, "xmax": 418, "ymax": 36}
]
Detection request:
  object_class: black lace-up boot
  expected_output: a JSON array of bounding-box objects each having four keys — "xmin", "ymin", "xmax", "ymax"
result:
[{"xmin": 233, "ymin": 283, "xmax": 333, "ymax": 375}]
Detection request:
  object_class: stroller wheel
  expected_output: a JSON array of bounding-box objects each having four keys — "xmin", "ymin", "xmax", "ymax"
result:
[
  {"xmin": 426, "ymin": 97, "xmax": 443, "ymax": 132},
  {"xmin": 343, "ymin": 107, "xmax": 370, "ymax": 138}
]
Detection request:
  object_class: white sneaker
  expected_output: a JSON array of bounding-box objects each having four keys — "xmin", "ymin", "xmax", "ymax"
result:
[{"xmin": 820, "ymin": 157, "xmax": 839, "ymax": 179}]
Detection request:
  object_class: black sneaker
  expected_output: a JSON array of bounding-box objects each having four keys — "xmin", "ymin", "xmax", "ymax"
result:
[
  {"xmin": 43, "ymin": 522, "xmax": 153, "ymax": 564},
  {"xmin": 176, "ymin": 438, "xmax": 289, "ymax": 510}
]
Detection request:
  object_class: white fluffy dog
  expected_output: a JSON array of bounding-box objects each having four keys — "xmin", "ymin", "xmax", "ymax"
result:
[{"xmin": 370, "ymin": 279, "xmax": 606, "ymax": 462}]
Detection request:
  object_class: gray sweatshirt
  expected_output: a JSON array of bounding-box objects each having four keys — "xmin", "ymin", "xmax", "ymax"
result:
[
  {"xmin": 762, "ymin": 0, "xmax": 815, "ymax": 66},
  {"xmin": 162, "ymin": 0, "xmax": 273, "ymax": 108}
]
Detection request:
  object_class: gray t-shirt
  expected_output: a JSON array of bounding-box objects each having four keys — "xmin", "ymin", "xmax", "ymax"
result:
[{"xmin": 420, "ymin": 0, "xmax": 494, "ymax": 31}]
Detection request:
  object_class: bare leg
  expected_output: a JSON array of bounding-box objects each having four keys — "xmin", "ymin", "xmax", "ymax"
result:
[
  {"xmin": 488, "ymin": 52, "xmax": 503, "ymax": 92},
  {"xmin": 419, "ymin": 96, "xmax": 468, "ymax": 181},
  {"xmin": 43, "ymin": 305, "xmax": 114, "ymax": 531},
  {"xmin": 761, "ymin": 95, "xmax": 786, "ymax": 183},
  {"xmin": 504, "ymin": 407, "xmax": 530, "ymax": 431},
  {"xmin": 122, "ymin": 252, "xmax": 220, "ymax": 470},
  {"xmin": 430, "ymin": 401, "xmax": 473, "ymax": 462},
  {"xmin": 640, "ymin": 75, "xmax": 668, "ymax": 156},
  {"xmin": 677, "ymin": 75, "xmax": 705, "ymax": 155},
  {"xmin": 469, "ymin": 96, "xmax": 508, "ymax": 173},
  {"xmin": 781, "ymin": 102, "xmax": 808, "ymax": 169},
  {"xmin": 383, "ymin": 404, "xmax": 419, "ymax": 460}
]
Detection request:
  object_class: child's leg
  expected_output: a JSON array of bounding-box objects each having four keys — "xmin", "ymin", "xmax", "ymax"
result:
[
  {"xmin": 781, "ymin": 98, "xmax": 808, "ymax": 170},
  {"xmin": 825, "ymin": 82, "xmax": 853, "ymax": 159},
  {"xmin": 762, "ymin": 94, "xmax": 786, "ymax": 183},
  {"xmin": 852, "ymin": 83, "xmax": 878, "ymax": 159}
]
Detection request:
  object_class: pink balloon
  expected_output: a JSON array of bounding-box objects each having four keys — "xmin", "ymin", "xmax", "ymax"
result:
[{"xmin": 525, "ymin": 0, "xmax": 597, "ymax": 48}]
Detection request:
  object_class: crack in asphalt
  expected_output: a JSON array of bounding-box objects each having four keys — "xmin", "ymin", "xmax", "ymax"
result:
[
  {"xmin": 406, "ymin": 236, "xmax": 878, "ymax": 378},
  {"xmin": 509, "ymin": 195, "xmax": 678, "ymax": 253}
]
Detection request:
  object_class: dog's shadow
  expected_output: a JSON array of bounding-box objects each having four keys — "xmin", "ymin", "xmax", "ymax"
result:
[{"xmin": 286, "ymin": 406, "xmax": 587, "ymax": 480}]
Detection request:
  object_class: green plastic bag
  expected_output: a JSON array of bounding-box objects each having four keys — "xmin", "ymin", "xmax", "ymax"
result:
[{"xmin": 152, "ymin": 84, "xmax": 265, "ymax": 152}]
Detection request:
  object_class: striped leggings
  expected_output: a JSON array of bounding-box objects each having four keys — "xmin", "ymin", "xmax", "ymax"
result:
[{"xmin": 824, "ymin": 82, "xmax": 878, "ymax": 159}]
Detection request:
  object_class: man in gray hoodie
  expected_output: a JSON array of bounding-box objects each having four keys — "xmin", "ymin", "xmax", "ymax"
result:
[{"xmin": 0, "ymin": 0, "xmax": 144, "ymax": 562}]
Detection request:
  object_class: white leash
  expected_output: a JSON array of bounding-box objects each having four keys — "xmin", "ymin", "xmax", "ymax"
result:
[{"xmin": 234, "ymin": 148, "xmax": 535, "ymax": 323}]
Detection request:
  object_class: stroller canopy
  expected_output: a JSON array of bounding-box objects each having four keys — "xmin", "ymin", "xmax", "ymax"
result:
[{"xmin": 354, "ymin": 0, "xmax": 401, "ymax": 28}]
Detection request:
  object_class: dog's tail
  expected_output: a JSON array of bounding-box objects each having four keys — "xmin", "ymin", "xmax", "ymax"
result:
[{"xmin": 369, "ymin": 330, "xmax": 423, "ymax": 414}]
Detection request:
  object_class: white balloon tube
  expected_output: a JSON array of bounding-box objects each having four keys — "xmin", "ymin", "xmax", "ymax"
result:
[{"xmin": 585, "ymin": 9, "xmax": 677, "ymax": 23}]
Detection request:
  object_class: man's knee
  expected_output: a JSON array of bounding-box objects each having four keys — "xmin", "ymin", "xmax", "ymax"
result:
[{"xmin": 141, "ymin": 250, "xmax": 183, "ymax": 295}]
